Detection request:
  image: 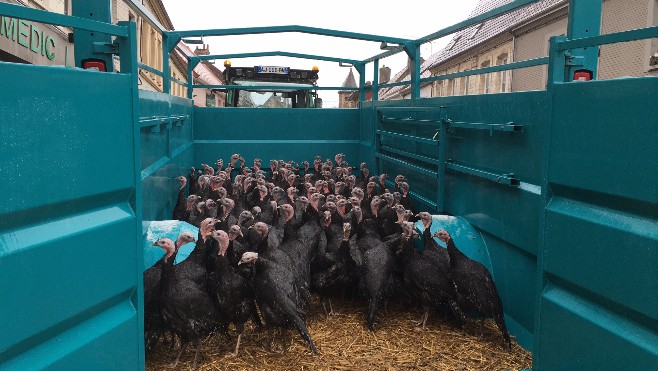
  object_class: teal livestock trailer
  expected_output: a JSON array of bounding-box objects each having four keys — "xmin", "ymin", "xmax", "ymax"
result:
[{"xmin": 0, "ymin": 0, "xmax": 656, "ymax": 369}]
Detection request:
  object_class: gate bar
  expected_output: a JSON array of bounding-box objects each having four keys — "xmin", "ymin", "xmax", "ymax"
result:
[
  {"xmin": 375, "ymin": 153, "xmax": 438, "ymax": 178},
  {"xmin": 376, "ymin": 130, "xmax": 437, "ymax": 145},
  {"xmin": 380, "ymin": 146, "xmax": 440, "ymax": 166},
  {"xmin": 446, "ymin": 161, "xmax": 520, "ymax": 187}
]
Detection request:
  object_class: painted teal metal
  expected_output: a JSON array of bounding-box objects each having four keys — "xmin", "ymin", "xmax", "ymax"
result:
[
  {"xmin": 170, "ymin": 25, "xmax": 412, "ymax": 45},
  {"xmin": 194, "ymin": 51, "xmax": 361, "ymax": 66},
  {"xmin": 535, "ymin": 77, "xmax": 658, "ymax": 370},
  {"xmin": 565, "ymin": 0, "xmax": 601, "ymax": 80},
  {"xmin": 139, "ymin": 91, "xmax": 194, "ymax": 222},
  {"xmin": 0, "ymin": 4, "xmax": 146, "ymax": 368},
  {"xmin": 193, "ymin": 108, "xmax": 361, "ymax": 166},
  {"xmin": 0, "ymin": 63, "xmax": 143, "ymax": 368},
  {"xmin": 361, "ymin": 91, "xmax": 547, "ymax": 351},
  {"xmin": 2, "ymin": 0, "xmax": 658, "ymax": 369},
  {"xmin": 72, "ymin": 0, "xmax": 114, "ymax": 70}
]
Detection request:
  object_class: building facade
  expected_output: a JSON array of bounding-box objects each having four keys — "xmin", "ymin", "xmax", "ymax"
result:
[
  {"xmin": 112, "ymin": 0, "xmax": 189, "ymax": 98},
  {"xmin": 380, "ymin": 0, "xmax": 658, "ymax": 100},
  {"xmin": 0, "ymin": 0, "xmax": 225, "ymax": 100},
  {"xmin": 0, "ymin": 0, "xmax": 74, "ymax": 66},
  {"xmin": 338, "ymin": 68, "xmax": 358, "ymax": 108},
  {"xmin": 177, "ymin": 43, "xmax": 225, "ymax": 107}
]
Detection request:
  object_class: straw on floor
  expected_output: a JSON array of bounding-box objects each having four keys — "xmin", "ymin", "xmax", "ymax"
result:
[{"xmin": 146, "ymin": 296, "xmax": 531, "ymax": 371}]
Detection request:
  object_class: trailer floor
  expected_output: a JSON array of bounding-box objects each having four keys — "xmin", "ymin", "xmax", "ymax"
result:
[{"xmin": 145, "ymin": 296, "xmax": 532, "ymax": 370}]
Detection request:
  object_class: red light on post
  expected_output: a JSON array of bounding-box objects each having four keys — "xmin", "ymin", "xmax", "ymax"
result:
[
  {"xmin": 573, "ymin": 69, "xmax": 592, "ymax": 81},
  {"xmin": 82, "ymin": 59, "xmax": 107, "ymax": 72}
]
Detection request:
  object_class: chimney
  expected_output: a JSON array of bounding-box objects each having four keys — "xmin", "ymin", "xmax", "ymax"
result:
[
  {"xmin": 406, "ymin": 57, "xmax": 425, "ymax": 72},
  {"xmin": 194, "ymin": 44, "xmax": 210, "ymax": 56},
  {"xmin": 379, "ymin": 65, "xmax": 391, "ymax": 84}
]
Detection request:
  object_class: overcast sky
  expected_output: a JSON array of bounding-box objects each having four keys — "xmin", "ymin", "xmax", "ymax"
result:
[{"xmin": 160, "ymin": 0, "xmax": 480, "ymax": 106}]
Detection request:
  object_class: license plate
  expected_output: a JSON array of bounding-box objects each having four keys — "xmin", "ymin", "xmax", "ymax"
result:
[{"xmin": 258, "ymin": 66, "xmax": 289, "ymax": 74}]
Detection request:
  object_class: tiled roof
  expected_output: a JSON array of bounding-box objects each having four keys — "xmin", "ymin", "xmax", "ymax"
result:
[
  {"xmin": 177, "ymin": 43, "xmax": 223, "ymax": 85},
  {"xmin": 378, "ymin": 69, "xmax": 432, "ymax": 100},
  {"xmin": 379, "ymin": 0, "xmax": 566, "ymax": 99},
  {"xmin": 340, "ymin": 68, "xmax": 357, "ymax": 91},
  {"xmin": 422, "ymin": 0, "xmax": 566, "ymax": 72}
]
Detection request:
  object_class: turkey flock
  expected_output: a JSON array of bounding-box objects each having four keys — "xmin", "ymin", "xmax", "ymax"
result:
[{"xmin": 146, "ymin": 153, "xmax": 511, "ymax": 368}]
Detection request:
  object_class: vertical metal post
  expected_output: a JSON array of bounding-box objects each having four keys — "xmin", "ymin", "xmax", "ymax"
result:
[
  {"xmin": 547, "ymin": 36, "xmax": 568, "ymax": 86},
  {"xmin": 372, "ymin": 59, "xmax": 379, "ymax": 102},
  {"xmin": 187, "ymin": 58, "xmax": 194, "ymax": 100},
  {"xmin": 72, "ymin": 0, "xmax": 113, "ymax": 71},
  {"xmin": 355, "ymin": 63, "xmax": 366, "ymax": 106},
  {"xmin": 187, "ymin": 57, "xmax": 200, "ymax": 100},
  {"xmin": 407, "ymin": 42, "xmax": 421, "ymax": 99},
  {"xmin": 162, "ymin": 32, "xmax": 171, "ymax": 94},
  {"xmin": 535, "ymin": 32, "xmax": 565, "ymax": 364},
  {"xmin": 566, "ymin": 0, "xmax": 602, "ymax": 80},
  {"xmin": 436, "ymin": 106, "xmax": 448, "ymax": 213},
  {"xmin": 116, "ymin": 19, "xmax": 145, "ymax": 370},
  {"xmin": 374, "ymin": 108, "xmax": 382, "ymax": 177}
]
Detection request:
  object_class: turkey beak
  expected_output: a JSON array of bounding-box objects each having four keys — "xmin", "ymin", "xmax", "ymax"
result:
[
  {"xmin": 151, "ymin": 241, "xmax": 158, "ymax": 246},
  {"xmin": 238, "ymin": 260, "xmax": 244, "ymax": 266}
]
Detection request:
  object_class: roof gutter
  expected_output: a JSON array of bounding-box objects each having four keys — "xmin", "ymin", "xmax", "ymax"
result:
[{"xmin": 510, "ymin": 1, "xmax": 569, "ymax": 34}]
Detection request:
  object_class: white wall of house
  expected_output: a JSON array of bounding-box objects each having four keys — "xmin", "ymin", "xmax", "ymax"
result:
[
  {"xmin": 599, "ymin": 0, "xmax": 655, "ymax": 78},
  {"xmin": 512, "ymin": 12, "xmax": 567, "ymax": 92}
]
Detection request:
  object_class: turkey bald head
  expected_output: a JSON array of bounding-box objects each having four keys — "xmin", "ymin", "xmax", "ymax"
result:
[
  {"xmin": 433, "ymin": 229, "xmax": 451, "ymax": 243},
  {"xmin": 152, "ymin": 238, "xmax": 176, "ymax": 263},
  {"xmin": 211, "ymin": 230, "xmax": 230, "ymax": 256},
  {"xmin": 279, "ymin": 203, "xmax": 295, "ymax": 222},
  {"xmin": 238, "ymin": 251, "xmax": 259, "ymax": 266},
  {"xmin": 176, "ymin": 232, "xmax": 196, "ymax": 248},
  {"xmin": 417, "ymin": 212, "xmax": 433, "ymax": 228},
  {"xmin": 228, "ymin": 225, "xmax": 243, "ymax": 239},
  {"xmin": 176, "ymin": 176, "xmax": 187, "ymax": 190}
]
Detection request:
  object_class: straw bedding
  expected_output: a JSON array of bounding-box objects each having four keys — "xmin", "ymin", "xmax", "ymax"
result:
[{"xmin": 146, "ymin": 296, "xmax": 531, "ymax": 370}]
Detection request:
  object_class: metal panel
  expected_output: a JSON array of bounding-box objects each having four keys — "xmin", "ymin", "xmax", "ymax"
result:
[
  {"xmin": 360, "ymin": 91, "xmax": 547, "ymax": 351},
  {"xmin": 139, "ymin": 91, "xmax": 194, "ymax": 223},
  {"xmin": 536, "ymin": 77, "xmax": 658, "ymax": 369},
  {"xmin": 193, "ymin": 108, "xmax": 361, "ymax": 166},
  {"xmin": 0, "ymin": 63, "xmax": 142, "ymax": 368}
]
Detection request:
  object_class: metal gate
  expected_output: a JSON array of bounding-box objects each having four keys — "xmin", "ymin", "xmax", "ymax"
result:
[{"xmin": 0, "ymin": 6, "xmax": 144, "ymax": 369}]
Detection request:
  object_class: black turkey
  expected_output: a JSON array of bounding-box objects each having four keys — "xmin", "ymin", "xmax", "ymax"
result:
[
  {"xmin": 153, "ymin": 237, "xmax": 222, "ymax": 369},
  {"xmin": 144, "ymin": 232, "xmax": 196, "ymax": 351},
  {"xmin": 172, "ymin": 176, "xmax": 188, "ymax": 221},
  {"xmin": 206, "ymin": 230, "xmax": 259, "ymax": 356},
  {"xmin": 435, "ymin": 229, "xmax": 511, "ymax": 350},
  {"xmin": 239, "ymin": 252, "xmax": 318, "ymax": 353}
]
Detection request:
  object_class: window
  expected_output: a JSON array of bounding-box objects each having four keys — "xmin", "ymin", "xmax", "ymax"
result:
[
  {"xmin": 468, "ymin": 23, "xmax": 483, "ymax": 40},
  {"xmin": 463, "ymin": 72, "xmax": 470, "ymax": 95},
  {"xmin": 480, "ymin": 60, "xmax": 491, "ymax": 94},
  {"xmin": 436, "ymin": 81, "xmax": 443, "ymax": 97},
  {"xmin": 139, "ymin": 19, "xmax": 164, "ymax": 90},
  {"xmin": 446, "ymin": 35, "xmax": 461, "ymax": 51},
  {"xmin": 497, "ymin": 54, "xmax": 509, "ymax": 92},
  {"xmin": 450, "ymin": 78, "xmax": 457, "ymax": 96}
]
